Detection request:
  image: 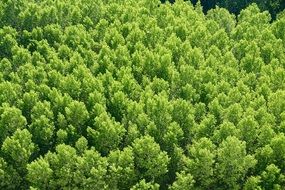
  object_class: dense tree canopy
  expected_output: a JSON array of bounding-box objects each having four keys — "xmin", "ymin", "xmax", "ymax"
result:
[
  {"xmin": 1, "ymin": 0, "xmax": 285, "ymax": 189},
  {"xmin": 162, "ymin": 0, "xmax": 285, "ymax": 19}
]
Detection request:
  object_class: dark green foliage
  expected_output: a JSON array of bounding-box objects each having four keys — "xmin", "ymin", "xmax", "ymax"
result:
[{"xmin": 163, "ymin": 0, "xmax": 285, "ymax": 19}]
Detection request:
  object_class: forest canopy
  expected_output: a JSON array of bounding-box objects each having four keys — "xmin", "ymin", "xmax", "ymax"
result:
[
  {"xmin": 162, "ymin": 0, "xmax": 285, "ymax": 19},
  {"xmin": 1, "ymin": 0, "xmax": 285, "ymax": 189}
]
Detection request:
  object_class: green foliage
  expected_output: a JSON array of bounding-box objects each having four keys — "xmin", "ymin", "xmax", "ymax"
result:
[
  {"xmin": 130, "ymin": 179, "xmax": 160, "ymax": 190},
  {"xmin": 0, "ymin": 0, "xmax": 285, "ymax": 189},
  {"xmin": 215, "ymin": 136, "xmax": 257, "ymax": 189},
  {"xmin": 132, "ymin": 136, "xmax": 170, "ymax": 180},
  {"xmin": 169, "ymin": 171, "xmax": 195, "ymax": 190},
  {"xmin": 1, "ymin": 129, "xmax": 35, "ymax": 168},
  {"xmin": 189, "ymin": 0, "xmax": 285, "ymax": 19}
]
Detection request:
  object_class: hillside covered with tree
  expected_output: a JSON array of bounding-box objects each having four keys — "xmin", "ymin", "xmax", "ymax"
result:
[{"xmin": 1, "ymin": 0, "xmax": 285, "ymax": 189}]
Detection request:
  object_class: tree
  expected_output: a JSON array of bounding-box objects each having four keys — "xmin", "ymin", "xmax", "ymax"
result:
[
  {"xmin": 237, "ymin": 116, "xmax": 259, "ymax": 152},
  {"xmin": 130, "ymin": 179, "xmax": 159, "ymax": 190},
  {"xmin": 87, "ymin": 111, "xmax": 126, "ymax": 155},
  {"xmin": 182, "ymin": 138, "xmax": 215, "ymax": 188},
  {"xmin": 0, "ymin": 82, "xmax": 22, "ymax": 106},
  {"xmin": 0, "ymin": 157, "xmax": 22, "ymax": 189},
  {"xmin": 1, "ymin": 129, "xmax": 35, "ymax": 169},
  {"xmin": 132, "ymin": 136, "xmax": 170, "ymax": 181},
  {"xmin": 27, "ymin": 157, "xmax": 53, "ymax": 190},
  {"xmin": 107, "ymin": 147, "xmax": 136, "ymax": 189},
  {"xmin": 215, "ymin": 136, "xmax": 257, "ymax": 189},
  {"xmin": 270, "ymin": 134, "xmax": 285, "ymax": 170},
  {"xmin": 65, "ymin": 100, "xmax": 89, "ymax": 133},
  {"xmin": 0, "ymin": 104, "xmax": 27, "ymax": 143},
  {"xmin": 1, "ymin": 129, "xmax": 35, "ymax": 189},
  {"xmin": 243, "ymin": 176, "xmax": 262, "ymax": 190},
  {"xmin": 207, "ymin": 7, "xmax": 236, "ymax": 34},
  {"xmin": 169, "ymin": 171, "xmax": 195, "ymax": 190},
  {"xmin": 260, "ymin": 164, "xmax": 285, "ymax": 189},
  {"xmin": 29, "ymin": 101, "xmax": 54, "ymax": 149}
]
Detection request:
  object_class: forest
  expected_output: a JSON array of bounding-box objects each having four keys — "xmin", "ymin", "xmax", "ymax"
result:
[
  {"xmin": 162, "ymin": 0, "xmax": 285, "ymax": 18},
  {"xmin": 1, "ymin": 0, "xmax": 285, "ymax": 189}
]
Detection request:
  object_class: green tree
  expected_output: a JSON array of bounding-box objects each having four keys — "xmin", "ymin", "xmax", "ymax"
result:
[
  {"xmin": 27, "ymin": 157, "xmax": 53, "ymax": 190},
  {"xmin": 0, "ymin": 104, "xmax": 27, "ymax": 143},
  {"xmin": 87, "ymin": 111, "xmax": 125, "ymax": 155},
  {"xmin": 0, "ymin": 157, "xmax": 22, "ymax": 189},
  {"xmin": 260, "ymin": 164, "xmax": 285, "ymax": 189},
  {"xmin": 107, "ymin": 147, "xmax": 136, "ymax": 189},
  {"xmin": 215, "ymin": 136, "xmax": 257, "ymax": 189},
  {"xmin": 169, "ymin": 171, "xmax": 195, "ymax": 190},
  {"xmin": 1, "ymin": 129, "xmax": 35, "ymax": 169},
  {"xmin": 130, "ymin": 179, "xmax": 160, "ymax": 190},
  {"xmin": 132, "ymin": 136, "xmax": 170, "ymax": 181},
  {"xmin": 182, "ymin": 138, "xmax": 215, "ymax": 188}
]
